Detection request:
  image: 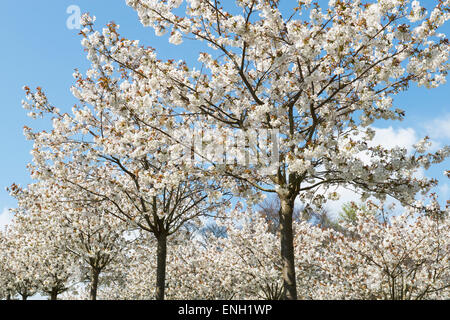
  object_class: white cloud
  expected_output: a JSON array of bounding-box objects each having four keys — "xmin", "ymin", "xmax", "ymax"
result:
[
  {"xmin": 0, "ymin": 208, "xmax": 14, "ymax": 231},
  {"xmin": 370, "ymin": 126, "xmax": 418, "ymax": 152},
  {"xmin": 425, "ymin": 113, "xmax": 450, "ymax": 142}
]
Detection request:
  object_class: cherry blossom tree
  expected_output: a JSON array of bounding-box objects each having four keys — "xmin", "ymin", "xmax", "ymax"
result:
[
  {"xmin": 1, "ymin": 211, "xmax": 75, "ymax": 300},
  {"xmin": 0, "ymin": 230, "xmax": 14, "ymax": 300},
  {"xmin": 19, "ymin": 117, "xmax": 227, "ymax": 301},
  {"xmin": 2, "ymin": 224, "xmax": 40, "ymax": 300},
  {"xmin": 4, "ymin": 183, "xmax": 95, "ymax": 300},
  {"xmin": 63, "ymin": 204, "xmax": 131, "ymax": 301},
  {"xmin": 21, "ymin": 38, "xmax": 230, "ymax": 300},
  {"xmin": 11, "ymin": 181, "xmax": 134, "ymax": 300},
  {"xmin": 17, "ymin": 214, "xmax": 77, "ymax": 300}
]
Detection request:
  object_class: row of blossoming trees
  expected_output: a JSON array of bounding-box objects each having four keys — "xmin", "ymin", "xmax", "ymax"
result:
[
  {"xmin": 1, "ymin": 0, "xmax": 450, "ymax": 300},
  {"xmin": 1, "ymin": 197, "xmax": 449, "ymax": 300}
]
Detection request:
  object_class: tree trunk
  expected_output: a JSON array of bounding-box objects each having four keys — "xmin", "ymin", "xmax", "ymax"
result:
[
  {"xmin": 90, "ymin": 268, "xmax": 100, "ymax": 300},
  {"xmin": 50, "ymin": 288, "xmax": 58, "ymax": 300},
  {"xmin": 155, "ymin": 232, "xmax": 168, "ymax": 300},
  {"xmin": 6, "ymin": 292, "xmax": 11, "ymax": 300},
  {"xmin": 279, "ymin": 196, "xmax": 298, "ymax": 300}
]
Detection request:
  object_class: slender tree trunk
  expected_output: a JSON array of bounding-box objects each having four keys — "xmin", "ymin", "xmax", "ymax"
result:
[
  {"xmin": 279, "ymin": 196, "xmax": 298, "ymax": 300},
  {"xmin": 21, "ymin": 294, "xmax": 28, "ymax": 301},
  {"xmin": 6, "ymin": 293, "xmax": 11, "ymax": 300},
  {"xmin": 155, "ymin": 232, "xmax": 168, "ymax": 300},
  {"xmin": 90, "ymin": 268, "xmax": 100, "ymax": 300},
  {"xmin": 50, "ymin": 288, "xmax": 58, "ymax": 300}
]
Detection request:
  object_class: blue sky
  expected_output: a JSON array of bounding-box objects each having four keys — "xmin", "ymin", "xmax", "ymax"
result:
[{"xmin": 0, "ymin": 1, "xmax": 449, "ymax": 216}]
